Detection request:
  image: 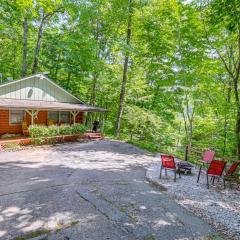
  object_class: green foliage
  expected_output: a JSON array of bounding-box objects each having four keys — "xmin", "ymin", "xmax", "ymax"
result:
[
  {"xmin": 128, "ymin": 140, "xmax": 159, "ymax": 153},
  {"xmin": 122, "ymin": 105, "xmax": 162, "ymax": 143},
  {"xmin": 29, "ymin": 124, "xmax": 86, "ymax": 139},
  {"xmin": 28, "ymin": 124, "xmax": 86, "ymax": 145},
  {"xmin": 71, "ymin": 123, "xmax": 87, "ymax": 134},
  {"xmin": 59, "ymin": 124, "xmax": 73, "ymax": 135},
  {"xmin": 48, "ymin": 125, "xmax": 59, "ymax": 136},
  {"xmin": 1, "ymin": 0, "xmax": 240, "ymax": 159},
  {"xmin": 29, "ymin": 125, "xmax": 50, "ymax": 138}
]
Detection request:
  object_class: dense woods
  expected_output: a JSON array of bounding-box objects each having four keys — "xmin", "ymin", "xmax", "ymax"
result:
[{"xmin": 0, "ymin": 0, "xmax": 240, "ymax": 158}]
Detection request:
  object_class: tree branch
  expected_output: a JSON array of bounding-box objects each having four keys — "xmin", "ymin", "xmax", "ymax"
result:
[{"xmin": 202, "ymin": 16, "xmax": 236, "ymax": 80}]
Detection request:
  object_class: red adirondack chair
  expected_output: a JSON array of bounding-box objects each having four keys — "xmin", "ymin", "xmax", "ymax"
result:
[
  {"xmin": 223, "ymin": 161, "xmax": 240, "ymax": 187},
  {"xmin": 160, "ymin": 155, "xmax": 180, "ymax": 182},
  {"xmin": 197, "ymin": 150, "xmax": 215, "ymax": 182},
  {"xmin": 201, "ymin": 150, "xmax": 215, "ymax": 164},
  {"xmin": 197, "ymin": 159, "xmax": 226, "ymax": 189},
  {"xmin": 225, "ymin": 161, "xmax": 240, "ymax": 177}
]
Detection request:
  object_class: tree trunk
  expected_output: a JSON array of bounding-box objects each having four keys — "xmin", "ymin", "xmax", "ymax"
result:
[
  {"xmin": 22, "ymin": 17, "xmax": 28, "ymax": 77},
  {"xmin": 32, "ymin": 11, "xmax": 55, "ymax": 74},
  {"xmin": 91, "ymin": 73, "xmax": 97, "ymax": 106},
  {"xmin": 236, "ymin": 31, "xmax": 240, "ymax": 158},
  {"xmin": 233, "ymin": 75, "xmax": 240, "ymax": 157},
  {"xmin": 32, "ymin": 19, "xmax": 44, "ymax": 74},
  {"xmin": 236, "ymin": 110, "xmax": 240, "ymax": 157},
  {"xmin": 115, "ymin": 0, "xmax": 132, "ymax": 137},
  {"xmin": 223, "ymin": 58, "xmax": 232, "ymax": 156},
  {"xmin": 12, "ymin": 42, "xmax": 17, "ymax": 79}
]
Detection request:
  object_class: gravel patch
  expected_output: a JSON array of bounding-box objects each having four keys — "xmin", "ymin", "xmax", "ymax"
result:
[{"xmin": 146, "ymin": 162, "xmax": 240, "ymax": 240}]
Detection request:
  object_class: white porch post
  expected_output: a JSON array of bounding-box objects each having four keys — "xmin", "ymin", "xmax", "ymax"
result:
[
  {"xmin": 70, "ymin": 111, "xmax": 79, "ymax": 125},
  {"xmin": 25, "ymin": 110, "xmax": 38, "ymax": 125}
]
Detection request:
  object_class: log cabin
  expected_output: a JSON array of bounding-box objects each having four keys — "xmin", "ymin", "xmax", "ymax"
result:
[{"xmin": 0, "ymin": 73, "xmax": 106, "ymax": 136}]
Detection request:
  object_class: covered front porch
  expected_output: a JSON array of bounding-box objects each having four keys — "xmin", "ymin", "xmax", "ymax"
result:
[{"xmin": 0, "ymin": 99, "xmax": 107, "ymax": 138}]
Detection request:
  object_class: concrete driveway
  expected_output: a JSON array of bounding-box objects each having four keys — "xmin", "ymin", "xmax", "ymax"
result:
[{"xmin": 0, "ymin": 140, "xmax": 217, "ymax": 240}]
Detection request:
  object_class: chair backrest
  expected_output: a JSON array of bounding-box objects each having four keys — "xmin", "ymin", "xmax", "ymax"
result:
[
  {"xmin": 47, "ymin": 119, "xmax": 55, "ymax": 126},
  {"xmin": 207, "ymin": 160, "xmax": 226, "ymax": 176},
  {"xmin": 226, "ymin": 161, "xmax": 240, "ymax": 176},
  {"xmin": 161, "ymin": 155, "xmax": 176, "ymax": 169},
  {"xmin": 203, "ymin": 150, "xmax": 215, "ymax": 163}
]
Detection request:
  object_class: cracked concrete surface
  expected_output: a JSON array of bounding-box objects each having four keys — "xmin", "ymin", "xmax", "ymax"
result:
[{"xmin": 0, "ymin": 140, "xmax": 219, "ymax": 239}]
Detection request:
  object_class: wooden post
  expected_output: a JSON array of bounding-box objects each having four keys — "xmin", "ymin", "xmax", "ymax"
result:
[
  {"xmin": 25, "ymin": 110, "xmax": 38, "ymax": 126},
  {"xmin": 31, "ymin": 111, "xmax": 34, "ymax": 125},
  {"xmin": 70, "ymin": 111, "xmax": 79, "ymax": 125}
]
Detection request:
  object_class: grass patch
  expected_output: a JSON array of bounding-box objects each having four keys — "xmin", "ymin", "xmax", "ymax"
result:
[
  {"xmin": 70, "ymin": 220, "xmax": 79, "ymax": 226},
  {"xmin": 3, "ymin": 142, "xmax": 21, "ymax": 150},
  {"xmin": 55, "ymin": 220, "xmax": 80, "ymax": 231},
  {"xmin": 127, "ymin": 140, "xmax": 159, "ymax": 153},
  {"xmin": 148, "ymin": 181, "xmax": 167, "ymax": 192},
  {"xmin": 120, "ymin": 207, "xmax": 126, "ymax": 213},
  {"xmin": 14, "ymin": 229, "xmax": 49, "ymax": 240}
]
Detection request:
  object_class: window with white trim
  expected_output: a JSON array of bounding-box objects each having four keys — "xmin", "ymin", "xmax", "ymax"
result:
[{"xmin": 10, "ymin": 110, "xmax": 25, "ymax": 124}]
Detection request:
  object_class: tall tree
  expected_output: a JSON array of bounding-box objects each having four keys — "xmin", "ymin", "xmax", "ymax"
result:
[
  {"xmin": 22, "ymin": 17, "xmax": 28, "ymax": 76},
  {"xmin": 202, "ymin": 0, "xmax": 240, "ymax": 156},
  {"xmin": 115, "ymin": 0, "xmax": 133, "ymax": 137},
  {"xmin": 32, "ymin": 1, "xmax": 62, "ymax": 74}
]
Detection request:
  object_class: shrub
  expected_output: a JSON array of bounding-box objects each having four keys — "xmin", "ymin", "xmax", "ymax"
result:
[
  {"xmin": 28, "ymin": 124, "xmax": 86, "ymax": 145},
  {"xmin": 48, "ymin": 125, "xmax": 59, "ymax": 137},
  {"xmin": 71, "ymin": 124, "xmax": 87, "ymax": 134},
  {"xmin": 29, "ymin": 125, "xmax": 50, "ymax": 138},
  {"xmin": 59, "ymin": 124, "xmax": 72, "ymax": 135}
]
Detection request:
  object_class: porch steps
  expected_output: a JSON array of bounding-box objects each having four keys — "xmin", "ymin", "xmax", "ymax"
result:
[{"xmin": 84, "ymin": 132, "xmax": 104, "ymax": 141}]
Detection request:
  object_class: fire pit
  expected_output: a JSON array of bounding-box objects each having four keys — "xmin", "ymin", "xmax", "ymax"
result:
[{"xmin": 177, "ymin": 161, "xmax": 193, "ymax": 174}]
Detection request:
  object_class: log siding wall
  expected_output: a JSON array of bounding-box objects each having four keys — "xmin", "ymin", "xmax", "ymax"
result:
[{"xmin": 0, "ymin": 110, "xmax": 84, "ymax": 135}]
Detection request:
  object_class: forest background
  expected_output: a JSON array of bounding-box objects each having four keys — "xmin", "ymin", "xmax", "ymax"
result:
[{"xmin": 1, "ymin": 0, "xmax": 240, "ymax": 160}]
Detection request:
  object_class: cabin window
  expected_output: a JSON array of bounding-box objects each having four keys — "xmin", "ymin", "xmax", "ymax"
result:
[
  {"xmin": 10, "ymin": 110, "xmax": 25, "ymax": 124},
  {"xmin": 60, "ymin": 112, "xmax": 70, "ymax": 123},
  {"xmin": 48, "ymin": 111, "xmax": 71, "ymax": 124},
  {"xmin": 48, "ymin": 111, "xmax": 59, "ymax": 123}
]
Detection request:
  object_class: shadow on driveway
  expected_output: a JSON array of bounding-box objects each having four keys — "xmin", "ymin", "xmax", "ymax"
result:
[{"xmin": 0, "ymin": 140, "xmax": 217, "ymax": 240}]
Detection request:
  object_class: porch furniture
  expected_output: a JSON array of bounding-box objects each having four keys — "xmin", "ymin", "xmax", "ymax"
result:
[
  {"xmin": 201, "ymin": 150, "xmax": 215, "ymax": 164},
  {"xmin": 22, "ymin": 121, "xmax": 29, "ymax": 136},
  {"xmin": 160, "ymin": 155, "xmax": 181, "ymax": 182},
  {"xmin": 223, "ymin": 161, "xmax": 240, "ymax": 187},
  {"xmin": 197, "ymin": 159, "xmax": 226, "ymax": 189},
  {"xmin": 47, "ymin": 119, "xmax": 55, "ymax": 126},
  {"xmin": 197, "ymin": 150, "xmax": 215, "ymax": 182}
]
